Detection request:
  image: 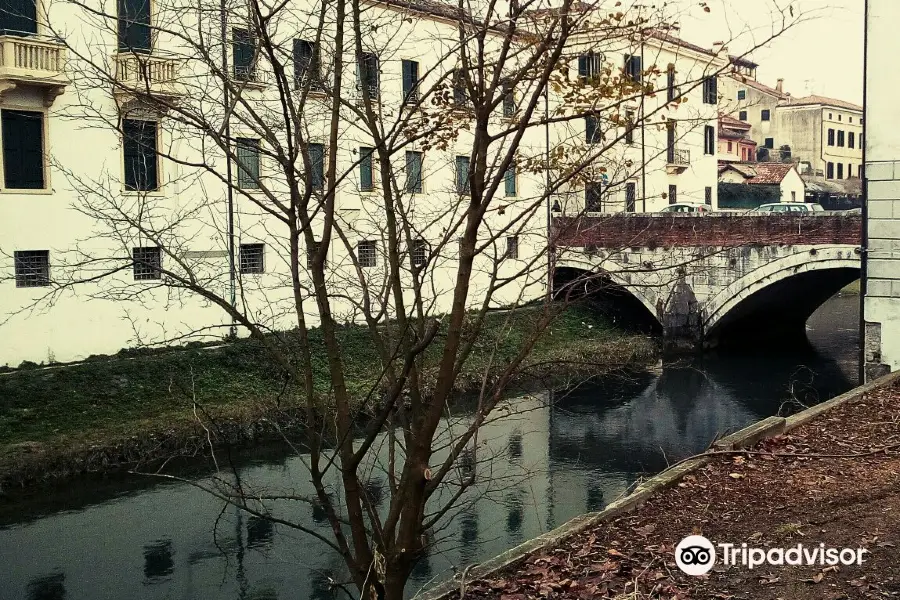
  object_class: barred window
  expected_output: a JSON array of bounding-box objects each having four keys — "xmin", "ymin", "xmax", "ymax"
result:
[
  {"xmin": 358, "ymin": 240, "xmax": 377, "ymax": 267},
  {"xmin": 14, "ymin": 250, "xmax": 49, "ymax": 288},
  {"xmin": 132, "ymin": 246, "xmax": 161, "ymax": 280},
  {"xmin": 411, "ymin": 239, "xmax": 427, "ymax": 267},
  {"xmin": 506, "ymin": 235, "xmax": 519, "ymax": 259},
  {"xmin": 239, "ymin": 243, "xmax": 264, "ymax": 274}
]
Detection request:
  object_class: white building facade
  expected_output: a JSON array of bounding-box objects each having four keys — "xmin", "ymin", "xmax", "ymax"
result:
[
  {"xmin": 863, "ymin": 0, "xmax": 900, "ymax": 379},
  {"xmin": 0, "ymin": 0, "xmax": 724, "ymax": 366}
]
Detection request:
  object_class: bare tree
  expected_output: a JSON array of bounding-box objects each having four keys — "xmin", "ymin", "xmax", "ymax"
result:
[{"xmin": 0, "ymin": 0, "xmax": 808, "ymax": 596}]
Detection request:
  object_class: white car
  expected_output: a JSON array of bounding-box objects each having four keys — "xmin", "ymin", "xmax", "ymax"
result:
[
  {"xmin": 754, "ymin": 202, "xmax": 824, "ymax": 213},
  {"xmin": 659, "ymin": 203, "xmax": 711, "ymax": 213}
]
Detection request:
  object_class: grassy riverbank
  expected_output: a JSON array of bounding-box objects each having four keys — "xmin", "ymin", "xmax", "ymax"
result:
[{"xmin": 0, "ymin": 304, "xmax": 656, "ymax": 486}]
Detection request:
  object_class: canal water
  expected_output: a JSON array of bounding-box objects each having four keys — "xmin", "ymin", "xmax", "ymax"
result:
[{"xmin": 0, "ymin": 293, "xmax": 860, "ymax": 600}]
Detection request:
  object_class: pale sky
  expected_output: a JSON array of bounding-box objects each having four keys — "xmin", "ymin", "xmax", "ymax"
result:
[{"xmin": 674, "ymin": 0, "xmax": 864, "ymax": 105}]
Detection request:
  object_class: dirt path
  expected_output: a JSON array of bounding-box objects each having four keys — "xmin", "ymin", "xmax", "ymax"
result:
[{"xmin": 466, "ymin": 381, "xmax": 900, "ymax": 599}]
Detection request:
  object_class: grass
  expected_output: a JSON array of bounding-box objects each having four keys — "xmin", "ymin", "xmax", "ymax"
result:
[{"xmin": 0, "ymin": 303, "xmax": 656, "ymax": 478}]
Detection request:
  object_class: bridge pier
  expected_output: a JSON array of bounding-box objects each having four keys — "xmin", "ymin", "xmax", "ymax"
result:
[{"xmin": 658, "ymin": 278, "xmax": 704, "ymax": 353}]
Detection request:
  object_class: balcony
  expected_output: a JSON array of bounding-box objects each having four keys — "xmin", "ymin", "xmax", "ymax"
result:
[
  {"xmin": 666, "ymin": 147, "xmax": 690, "ymax": 174},
  {"xmin": 0, "ymin": 34, "xmax": 67, "ymax": 106},
  {"xmin": 113, "ymin": 51, "xmax": 182, "ymax": 105}
]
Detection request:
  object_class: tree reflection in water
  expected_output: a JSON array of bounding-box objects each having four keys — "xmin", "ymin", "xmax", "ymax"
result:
[
  {"xmin": 143, "ymin": 539, "xmax": 174, "ymax": 583},
  {"xmin": 27, "ymin": 572, "xmax": 66, "ymax": 600}
]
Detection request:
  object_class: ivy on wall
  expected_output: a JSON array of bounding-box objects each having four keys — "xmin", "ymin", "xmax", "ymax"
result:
[{"xmin": 717, "ymin": 183, "xmax": 780, "ymax": 209}]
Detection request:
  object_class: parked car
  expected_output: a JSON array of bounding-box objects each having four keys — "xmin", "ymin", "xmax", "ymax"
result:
[
  {"xmin": 754, "ymin": 202, "xmax": 825, "ymax": 213},
  {"xmin": 659, "ymin": 203, "xmax": 711, "ymax": 213}
]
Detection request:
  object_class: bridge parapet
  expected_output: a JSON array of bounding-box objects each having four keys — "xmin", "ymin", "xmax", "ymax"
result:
[{"xmin": 553, "ymin": 213, "xmax": 862, "ymax": 249}]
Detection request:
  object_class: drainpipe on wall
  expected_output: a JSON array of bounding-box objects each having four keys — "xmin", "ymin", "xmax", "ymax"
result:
[
  {"xmin": 640, "ymin": 35, "xmax": 646, "ymax": 212},
  {"xmin": 859, "ymin": 0, "xmax": 870, "ymax": 385},
  {"xmin": 221, "ymin": 0, "xmax": 237, "ymax": 338}
]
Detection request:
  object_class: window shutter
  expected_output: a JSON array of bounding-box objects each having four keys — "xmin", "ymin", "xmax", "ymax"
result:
[
  {"xmin": 2, "ymin": 110, "xmax": 44, "ymax": 189},
  {"xmin": 1, "ymin": 0, "xmax": 38, "ymax": 35},
  {"xmin": 577, "ymin": 55, "xmax": 588, "ymax": 78},
  {"xmin": 456, "ymin": 156, "xmax": 469, "ymax": 194},
  {"xmin": 360, "ymin": 146, "xmax": 373, "ymax": 191},
  {"xmin": 309, "ymin": 143, "xmax": 324, "ymax": 190},
  {"xmin": 505, "ymin": 165, "xmax": 516, "ymax": 196},
  {"xmin": 406, "ymin": 151, "xmax": 422, "ymax": 193},
  {"xmin": 233, "ymin": 29, "xmax": 254, "ymax": 78},
  {"xmin": 402, "ymin": 60, "xmax": 418, "ymax": 102},
  {"xmin": 625, "ymin": 182, "xmax": 636, "ymax": 212},
  {"xmin": 122, "ymin": 119, "xmax": 158, "ymax": 191}
]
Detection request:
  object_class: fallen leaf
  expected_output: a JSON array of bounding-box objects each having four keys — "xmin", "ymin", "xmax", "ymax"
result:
[{"xmin": 729, "ymin": 473, "xmax": 745, "ymax": 479}]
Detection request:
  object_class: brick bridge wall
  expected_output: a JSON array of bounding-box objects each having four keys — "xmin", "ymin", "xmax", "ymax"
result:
[
  {"xmin": 552, "ymin": 213, "xmax": 862, "ymax": 248},
  {"xmin": 552, "ymin": 214, "xmax": 862, "ymax": 351}
]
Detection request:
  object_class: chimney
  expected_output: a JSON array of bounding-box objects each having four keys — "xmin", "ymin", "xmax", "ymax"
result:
[{"xmin": 776, "ymin": 78, "xmax": 784, "ymax": 93}]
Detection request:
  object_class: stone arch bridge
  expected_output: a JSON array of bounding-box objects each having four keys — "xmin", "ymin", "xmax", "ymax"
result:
[{"xmin": 552, "ymin": 213, "xmax": 862, "ymax": 350}]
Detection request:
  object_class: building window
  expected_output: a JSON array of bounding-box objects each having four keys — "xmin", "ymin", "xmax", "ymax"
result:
[
  {"xmin": 506, "ymin": 236, "xmax": 519, "ymax": 259},
  {"xmin": 118, "ymin": 0, "xmax": 151, "ymax": 52},
  {"xmin": 232, "ymin": 28, "xmax": 257, "ymax": 81},
  {"xmin": 405, "ymin": 150, "xmax": 423, "ymax": 194},
  {"xmin": 585, "ymin": 182, "xmax": 602, "ymax": 212},
  {"xmin": 504, "ymin": 164, "xmax": 516, "ymax": 197},
  {"xmin": 132, "ymin": 246, "xmax": 161, "ymax": 280},
  {"xmin": 705, "ymin": 186, "xmax": 712, "ymax": 205},
  {"xmin": 791, "ymin": 191, "xmax": 796, "ymax": 202},
  {"xmin": 738, "ymin": 110, "xmax": 747, "ymax": 121},
  {"xmin": 727, "ymin": 141, "xmax": 733, "ymax": 152},
  {"xmin": 668, "ymin": 184, "xmax": 677, "ymax": 205},
  {"xmin": 826, "ymin": 162, "xmax": 834, "ymax": 179},
  {"xmin": 585, "ymin": 114, "xmax": 601, "ymax": 144},
  {"xmin": 702, "ymin": 76, "xmax": 717, "ymax": 104},
  {"xmin": 236, "ymin": 138, "xmax": 260, "ymax": 189},
  {"xmin": 293, "ymin": 39, "xmax": 320, "ymax": 89},
  {"xmin": 239, "ymin": 243, "xmax": 265, "ymax": 274},
  {"xmin": 704, "ymin": 125, "xmax": 715, "ymax": 155},
  {"xmin": 838, "ymin": 114, "xmax": 842, "ymax": 122},
  {"xmin": 455, "ymin": 155, "xmax": 470, "ymax": 194},
  {"xmin": 451, "ymin": 68, "xmax": 467, "ymax": 105},
  {"xmin": 577, "ymin": 51, "xmax": 603, "ymax": 81},
  {"xmin": 666, "ymin": 65, "xmax": 676, "ymax": 102},
  {"xmin": 827, "ymin": 128, "xmax": 835, "ymax": 146},
  {"xmin": 306, "ymin": 240, "xmax": 324, "ymax": 269},
  {"xmin": 625, "ymin": 182, "xmax": 636, "ymax": 212},
  {"xmin": 737, "ymin": 89, "xmax": 746, "ymax": 100},
  {"xmin": 849, "ymin": 132, "xmax": 855, "ymax": 149},
  {"xmin": 848, "ymin": 162, "xmax": 853, "ymax": 179},
  {"xmin": 359, "ymin": 146, "xmax": 374, "ymax": 192},
  {"xmin": 402, "ymin": 59, "xmax": 419, "ymax": 104},
  {"xmin": 849, "ymin": 116, "xmax": 853, "ymax": 124},
  {"xmin": 859, "ymin": 164, "xmax": 864, "ymax": 178},
  {"xmin": 122, "ymin": 119, "xmax": 158, "ymax": 191},
  {"xmin": 828, "ymin": 112, "xmax": 833, "ymax": 120},
  {"xmin": 2, "ymin": 109, "xmax": 45, "ymax": 190},
  {"xmin": 13, "ymin": 250, "xmax": 49, "ymax": 287},
  {"xmin": 358, "ymin": 240, "xmax": 377, "ymax": 267},
  {"xmin": 502, "ymin": 85, "xmax": 516, "ymax": 118},
  {"xmin": 624, "ymin": 54, "xmax": 642, "ymax": 83},
  {"xmin": 1, "ymin": 0, "xmax": 37, "ymax": 35},
  {"xmin": 624, "ymin": 110, "xmax": 635, "ymax": 144},
  {"xmin": 411, "ymin": 239, "xmax": 427, "ymax": 267},
  {"xmin": 357, "ymin": 52, "xmax": 379, "ymax": 99},
  {"xmin": 666, "ymin": 119, "xmax": 676, "ymax": 162},
  {"xmin": 764, "ymin": 138, "xmax": 774, "ymax": 149},
  {"xmin": 761, "ymin": 109, "xmax": 771, "ymax": 121},
  {"xmin": 837, "ymin": 163, "xmax": 844, "ymax": 179},
  {"xmin": 308, "ymin": 143, "xmax": 324, "ymax": 191},
  {"xmin": 837, "ymin": 130, "xmax": 845, "ymax": 147}
]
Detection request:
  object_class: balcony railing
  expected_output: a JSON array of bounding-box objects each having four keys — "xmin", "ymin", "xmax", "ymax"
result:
[
  {"xmin": 666, "ymin": 147, "xmax": 690, "ymax": 166},
  {"xmin": 0, "ymin": 34, "xmax": 67, "ymax": 104},
  {"xmin": 114, "ymin": 51, "xmax": 182, "ymax": 98}
]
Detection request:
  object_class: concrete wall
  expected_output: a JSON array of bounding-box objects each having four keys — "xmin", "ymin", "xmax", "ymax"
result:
[{"xmin": 864, "ymin": 0, "xmax": 900, "ymax": 379}]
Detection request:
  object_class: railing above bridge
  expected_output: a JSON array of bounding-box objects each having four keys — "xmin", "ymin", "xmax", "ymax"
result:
[{"xmin": 553, "ymin": 213, "xmax": 862, "ymax": 248}]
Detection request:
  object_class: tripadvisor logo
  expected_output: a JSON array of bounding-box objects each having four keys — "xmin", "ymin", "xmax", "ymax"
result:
[{"xmin": 675, "ymin": 535, "xmax": 870, "ymax": 576}]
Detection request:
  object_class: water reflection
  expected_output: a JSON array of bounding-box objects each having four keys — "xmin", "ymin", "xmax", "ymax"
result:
[
  {"xmin": 0, "ymin": 294, "xmax": 861, "ymax": 600},
  {"xmin": 27, "ymin": 573, "xmax": 66, "ymax": 600},
  {"xmin": 142, "ymin": 539, "xmax": 174, "ymax": 583}
]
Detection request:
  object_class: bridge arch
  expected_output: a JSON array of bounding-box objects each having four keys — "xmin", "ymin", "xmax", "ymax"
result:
[
  {"xmin": 703, "ymin": 246, "xmax": 860, "ymax": 347},
  {"xmin": 553, "ymin": 262, "xmax": 663, "ymax": 335}
]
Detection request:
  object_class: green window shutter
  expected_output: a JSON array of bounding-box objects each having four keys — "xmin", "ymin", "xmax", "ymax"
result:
[
  {"xmin": 118, "ymin": 0, "xmax": 151, "ymax": 52},
  {"xmin": 455, "ymin": 155, "xmax": 469, "ymax": 194},
  {"xmin": 2, "ymin": 109, "xmax": 44, "ymax": 189},
  {"xmin": 360, "ymin": 146, "xmax": 374, "ymax": 191},
  {"xmin": 309, "ymin": 143, "xmax": 324, "ymax": 190},
  {"xmin": 236, "ymin": 138, "xmax": 260, "ymax": 189},
  {"xmin": 504, "ymin": 165, "xmax": 516, "ymax": 197},
  {"xmin": 406, "ymin": 151, "xmax": 422, "ymax": 193}
]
